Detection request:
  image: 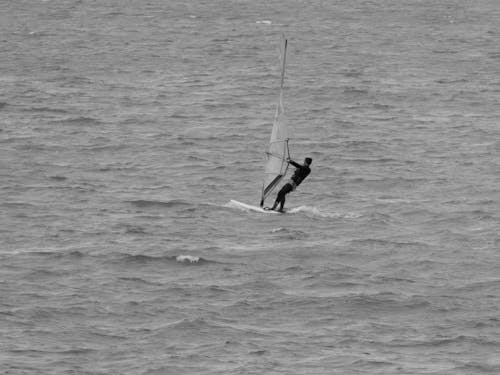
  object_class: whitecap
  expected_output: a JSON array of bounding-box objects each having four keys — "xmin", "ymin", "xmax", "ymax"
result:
[
  {"xmin": 176, "ymin": 255, "xmax": 200, "ymax": 263},
  {"xmin": 287, "ymin": 205, "xmax": 327, "ymax": 217}
]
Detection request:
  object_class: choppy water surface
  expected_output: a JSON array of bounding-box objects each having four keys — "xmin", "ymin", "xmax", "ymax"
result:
[{"xmin": 1, "ymin": 0, "xmax": 500, "ymax": 374}]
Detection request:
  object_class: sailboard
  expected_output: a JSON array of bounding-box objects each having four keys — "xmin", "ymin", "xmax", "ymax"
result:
[
  {"xmin": 228, "ymin": 199, "xmax": 283, "ymax": 214},
  {"xmin": 228, "ymin": 35, "xmax": 291, "ymax": 215},
  {"xmin": 260, "ymin": 34, "xmax": 290, "ymax": 207}
]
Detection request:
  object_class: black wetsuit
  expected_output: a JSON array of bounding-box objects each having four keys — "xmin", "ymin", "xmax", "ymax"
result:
[{"xmin": 272, "ymin": 160, "xmax": 311, "ymax": 211}]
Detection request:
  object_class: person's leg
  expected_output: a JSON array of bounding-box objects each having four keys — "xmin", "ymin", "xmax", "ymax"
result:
[
  {"xmin": 278, "ymin": 194, "xmax": 286, "ymax": 211},
  {"xmin": 272, "ymin": 187, "xmax": 285, "ymax": 210},
  {"xmin": 271, "ymin": 184, "xmax": 288, "ymax": 210},
  {"xmin": 277, "ymin": 184, "xmax": 293, "ymax": 211}
]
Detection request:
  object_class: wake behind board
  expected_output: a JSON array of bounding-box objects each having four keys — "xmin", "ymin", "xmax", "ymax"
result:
[{"xmin": 229, "ymin": 200, "xmax": 285, "ymax": 214}]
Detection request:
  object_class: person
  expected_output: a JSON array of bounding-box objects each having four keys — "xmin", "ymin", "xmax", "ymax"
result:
[{"xmin": 270, "ymin": 157, "xmax": 312, "ymax": 212}]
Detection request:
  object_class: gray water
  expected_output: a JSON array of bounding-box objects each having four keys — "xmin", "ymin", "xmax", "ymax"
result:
[{"xmin": 1, "ymin": 0, "xmax": 500, "ymax": 374}]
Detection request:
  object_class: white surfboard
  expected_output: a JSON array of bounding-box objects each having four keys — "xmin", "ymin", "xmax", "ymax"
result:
[{"xmin": 228, "ymin": 200, "xmax": 284, "ymax": 214}]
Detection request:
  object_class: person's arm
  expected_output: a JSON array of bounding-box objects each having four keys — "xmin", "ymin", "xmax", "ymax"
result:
[{"xmin": 288, "ymin": 159, "xmax": 301, "ymax": 168}]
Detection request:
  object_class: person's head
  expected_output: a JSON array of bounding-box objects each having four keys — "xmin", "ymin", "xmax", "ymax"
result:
[{"xmin": 304, "ymin": 157, "xmax": 312, "ymax": 166}]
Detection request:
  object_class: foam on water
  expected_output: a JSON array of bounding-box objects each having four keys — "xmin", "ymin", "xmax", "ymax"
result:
[
  {"xmin": 176, "ymin": 255, "xmax": 200, "ymax": 263},
  {"xmin": 287, "ymin": 205, "xmax": 340, "ymax": 218}
]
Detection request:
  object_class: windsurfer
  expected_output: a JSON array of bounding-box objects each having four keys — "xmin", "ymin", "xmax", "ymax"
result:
[{"xmin": 270, "ymin": 157, "xmax": 312, "ymax": 212}]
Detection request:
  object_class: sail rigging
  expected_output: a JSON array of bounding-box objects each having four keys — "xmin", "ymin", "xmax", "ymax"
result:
[{"xmin": 260, "ymin": 36, "xmax": 290, "ymax": 207}]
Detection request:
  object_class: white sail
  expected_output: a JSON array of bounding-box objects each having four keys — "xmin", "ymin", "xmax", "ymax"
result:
[{"xmin": 260, "ymin": 36, "xmax": 290, "ymax": 207}]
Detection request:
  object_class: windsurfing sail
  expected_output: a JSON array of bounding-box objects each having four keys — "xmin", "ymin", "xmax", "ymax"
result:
[{"xmin": 260, "ymin": 35, "xmax": 290, "ymax": 207}]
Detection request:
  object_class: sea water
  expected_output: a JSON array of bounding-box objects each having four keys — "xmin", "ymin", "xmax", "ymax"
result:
[{"xmin": 1, "ymin": 0, "xmax": 500, "ymax": 374}]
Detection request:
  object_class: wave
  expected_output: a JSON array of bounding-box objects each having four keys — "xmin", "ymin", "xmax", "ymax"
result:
[
  {"xmin": 8, "ymin": 348, "xmax": 96, "ymax": 355},
  {"xmin": 124, "ymin": 225, "xmax": 148, "ymax": 235},
  {"xmin": 386, "ymin": 334, "xmax": 500, "ymax": 349},
  {"xmin": 3, "ymin": 202, "xmax": 38, "ymax": 209},
  {"xmin": 118, "ymin": 277, "xmax": 163, "ymax": 286},
  {"xmin": 455, "ymin": 362, "xmax": 500, "ymax": 374},
  {"xmin": 26, "ymin": 106, "xmax": 68, "ymax": 114},
  {"xmin": 168, "ymin": 317, "xmax": 212, "ymax": 330},
  {"xmin": 60, "ymin": 116, "xmax": 102, "ymax": 125},
  {"xmin": 349, "ymin": 238, "xmax": 430, "ymax": 249},
  {"xmin": 176, "ymin": 255, "xmax": 200, "ymax": 264},
  {"xmin": 270, "ymin": 227, "xmax": 309, "ymax": 240},
  {"xmin": 117, "ymin": 253, "xmax": 210, "ymax": 265},
  {"xmin": 83, "ymin": 143, "xmax": 128, "ymax": 152},
  {"xmin": 9, "ymin": 250, "xmax": 87, "ymax": 260},
  {"xmin": 48, "ymin": 175, "xmax": 68, "ymax": 181},
  {"xmin": 287, "ymin": 205, "xmax": 346, "ymax": 219},
  {"xmin": 343, "ymin": 291, "xmax": 430, "ymax": 313},
  {"xmin": 288, "ymin": 205, "xmax": 321, "ymax": 216},
  {"xmin": 128, "ymin": 199, "xmax": 190, "ymax": 208},
  {"xmin": 344, "ymin": 157, "xmax": 400, "ymax": 164},
  {"xmin": 26, "ymin": 268, "xmax": 70, "ymax": 279},
  {"xmin": 454, "ymin": 278, "xmax": 500, "ymax": 293}
]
